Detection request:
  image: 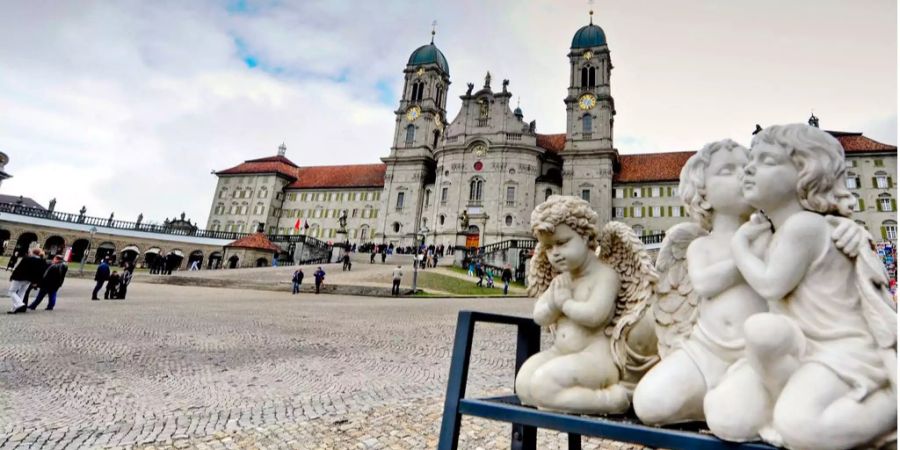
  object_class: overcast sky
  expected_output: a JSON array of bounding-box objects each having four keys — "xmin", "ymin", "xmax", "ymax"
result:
[{"xmin": 0, "ymin": 0, "xmax": 896, "ymax": 226}]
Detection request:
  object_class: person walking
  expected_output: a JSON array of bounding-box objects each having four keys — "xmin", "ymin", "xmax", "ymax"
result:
[
  {"xmin": 292, "ymin": 268, "xmax": 304, "ymax": 294},
  {"xmin": 313, "ymin": 266, "xmax": 325, "ymax": 294},
  {"xmin": 92, "ymin": 258, "xmax": 111, "ymax": 300},
  {"xmin": 189, "ymin": 259, "xmax": 199, "ymax": 271},
  {"xmin": 21, "ymin": 249, "xmax": 47, "ymax": 306},
  {"xmin": 391, "ymin": 265, "xmax": 403, "ymax": 296},
  {"xmin": 380, "ymin": 248, "xmax": 387, "ymax": 264},
  {"xmin": 342, "ymin": 253, "xmax": 351, "ymax": 271},
  {"xmin": 28, "ymin": 254, "xmax": 68, "ymax": 310},
  {"xmin": 501, "ymin": 265, "xmax": 513, "ymax": 295},
  {"xmin": 104, "ymin": 271, "xmax": 120, "ymax": 299},
  {"xmin": 370, "ymin": 249, "xmax": 376, "ymax": 264},
  {"xmin": 475, "ymin": 263, "xmax": 484, "ymax": 287},
  {"xmin": 7, "ymin": 248, "xmax": 45, "ymax": 314},
  {"xmin": 117, "ymin": 262, "xmax": 134, "ymax": 299}
]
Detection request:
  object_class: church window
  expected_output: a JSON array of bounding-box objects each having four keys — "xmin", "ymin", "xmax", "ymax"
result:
[
  {"xmin": 439, "ymin": 215, "xmax": 445, "ymax": 226},
  {"xmin": 406, "ymin": 125, "xmax": 415, "ymax": 145},
  {"xmin": 393, "ymin": 222, "xmax": 401, "ymax": 233},
  {"xmin": 545, "ymin": 188, "xmax": 553, "ymax": 201},
  {"xmin": 425, "ymin": 189, "xmax": 432, "ymax": 207},
  {"xmin": 505, "ymin": 215, "xmax": 513, "ymax": 226},
  {"xmin": 396, "ymin": 192, "xmax": 405, "ymax": 211},
  {"xmin": 436, "ymin": 86, "xmax": 443, "ymax": 106},
  {"xmin": 581, "ymin": 189, "xmax": 590, "ymax": 202},
  {"xmin": 433, "ymin": 130, "xmax": 440, "ymax": 148},
  {"xmin": 582, "ymin": 114, "xmax": 592, "ymax": 134},
  {"xmin": 589, "ymin": 67, "xmax": 596, "ymax": 87},
  {"xmin": 441, "ymin": 187, "xmax": 448, "ymax": 205},
  {"xmin": 469, "ymin": 178, "xmax": 484, "ymax": 204},
  {"xmin": 506, "ymin": 186, "xmax": 516, "ymax": 206},
  {"xmin": 581, "ymin": 67, "xmax": 588, "ymax": 87}
]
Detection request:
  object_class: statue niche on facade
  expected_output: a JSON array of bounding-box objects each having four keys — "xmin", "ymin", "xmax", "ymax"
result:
[
  {"xmin": 515, "ymin": 195, "xmax": 658, "ymax": 414},
  {"xmin": 458, "ymin": 210, "xmax": 469, "ymax": 231}
]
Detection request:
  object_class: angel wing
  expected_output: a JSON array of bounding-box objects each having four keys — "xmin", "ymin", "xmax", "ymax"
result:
[
  {"xmin": 653, "ymin": 222, "xmax": 708, "ymax": 358},
  {"xmin": 853, "ymin": 234, "xmax": 897, "ymax": 392},
  {"xmin": 597, "ymin": 221, "xmax": 659, "ymax": 375}
]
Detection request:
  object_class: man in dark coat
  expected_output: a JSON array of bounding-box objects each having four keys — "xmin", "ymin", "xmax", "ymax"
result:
[
  {"xmin": 291, "ymin": 269, "xmax": 304, "ymax": 294},
  {"xmin": 8, "ymin": 248, "xmax": 46, "ymax": 313},
  {"xmin": 28, "ymin": 255, "xmax": 68, "ymax": 310},
  {"xmin": 501, "ymin": 265, "xmax": 513, "ymax": 295},
  {"xmin": 117, "ymin": 262, "xmax": 134, "ymax": 299},
  {"xmin": 104, "ymin": 271, "xmax": 120, "ymax": 299},
  {"xmin": 313, "ymin": 267, "xmax": 325, "ymax": 294},
  {"xmin": 92, "ymin": 258, "xmax": 110, "ymax": 300}
]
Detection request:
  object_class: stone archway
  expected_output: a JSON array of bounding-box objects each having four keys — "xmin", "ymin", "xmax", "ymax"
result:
[
  {"xmin": 208, "ymin": 251, "xmax": 222, "ymax": 269},
  {"xmin": 187, "ymin": 250, "xmax": 203, "ymax": 270},
  {"xmin": 166, "ymin": 249, "xmax": 184, "ymax": 272},
  {"xmin": 70, "ymin": 239, "xmax": 90, "ymax": 263},
  {"xmin": 228, "ymin": 254, "xmax": 239, "ymax": 269},
  {"xmin": 95, "ymin": 242, "xmax": 116, "ymax": 264},
  {"xmin": 15, "ymin": 232, "xmax": 38, "ymax": 256},
  {"xmin": 43, "ymin": 235, "xmax": 66, "ymax": 256},
  {"xmin": 120, "ymin": 245, "xmax": 140, "ymax": 266},
  {"xmin": 0, "ymin": 229, "xmax": 10, "ymax": 255}
]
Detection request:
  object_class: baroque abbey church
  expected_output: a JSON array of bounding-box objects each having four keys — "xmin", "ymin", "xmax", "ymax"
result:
[{"xmin": 207, "ymin": 15, "xmax": 898, "ymax": 249}]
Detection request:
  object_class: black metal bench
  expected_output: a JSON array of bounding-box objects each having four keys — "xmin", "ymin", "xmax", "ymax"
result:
[{"xmin": 437, "ymin": 310, "xmax": 777, "ymax": 450}]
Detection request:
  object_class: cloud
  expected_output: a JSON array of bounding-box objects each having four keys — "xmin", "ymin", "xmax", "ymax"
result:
[{"xmin": 0, "ymin": 0, "xmax": 894, "ymax": 227}]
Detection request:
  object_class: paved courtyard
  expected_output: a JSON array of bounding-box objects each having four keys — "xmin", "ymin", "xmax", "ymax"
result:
[{"xmin": 0, "ymin": 278, "xmax": 633, "ymax": 449}]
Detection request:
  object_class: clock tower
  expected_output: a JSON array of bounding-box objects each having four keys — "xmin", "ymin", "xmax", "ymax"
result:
[
  {"xmin": 377, "ymin": 30, "xmax": 451, "ymax": 245},
  {"xmin": 562, "ymin": 10, "xmax": 617, "ymax": 223}
]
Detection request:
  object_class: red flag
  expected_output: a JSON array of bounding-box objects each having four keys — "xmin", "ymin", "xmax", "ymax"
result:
[{"xmin": 294, "ymin": 219, "xmax": 301, "ymax": 230}]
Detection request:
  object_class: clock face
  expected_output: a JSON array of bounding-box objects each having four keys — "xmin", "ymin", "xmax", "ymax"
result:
[
  {"xmin": 583, "ymin": 50, "xmax": 593, "ymax": 60},
  {"xmin": 406, "ymin": 106, "xmax": 421, "ymax": 122},
  {"xmin": 472, "ymin": 144, "xmax": 487, "ymax": 157},
  {"xmin": 578, "ymin": 94, "xmax": 597, "ymax": 111},
  {"xmin": 416, "ymin": 67, "xmax": 425, "ymax": 77}
]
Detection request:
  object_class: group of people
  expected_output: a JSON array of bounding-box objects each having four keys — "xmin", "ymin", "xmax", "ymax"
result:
[
  {"xmin": 468, "ymin": 261, "xmax": 514, "ymax": 294},
  {"xmin": 92, "ymin": 258, "xmax": 134, "ymax": 300},
  {"xmin": 7, "ymin": 248, "xmax": 69, "ymax": 314},
  {"xmin": 291, "ymin": 266, "xmax": 326, "ymax": 294}
]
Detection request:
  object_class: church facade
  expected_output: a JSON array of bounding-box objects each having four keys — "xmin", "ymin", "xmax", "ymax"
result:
[{"xmin": 207, "ymin": 17, "xmax": 898, "ymax": 248}]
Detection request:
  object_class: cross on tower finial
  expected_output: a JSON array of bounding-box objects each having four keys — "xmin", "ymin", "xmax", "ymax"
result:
[
  {"xmin": 278, "ymin": 142, "xmax": 287, "ymax": 156},
  {"xmin": 431, "ymin": 20, "xmax": 437, "ymax": 44},
  {"xmin": 588, "ymin": 0, "xmax": 595, "ymax": 24}
]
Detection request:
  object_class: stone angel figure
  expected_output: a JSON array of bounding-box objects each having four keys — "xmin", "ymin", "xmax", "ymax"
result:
[
  {"xmin": 634, "ymin": 137, "xmax": 879, "ymax": 435},
  {"xmin": 515, "ymin": 195, "xmax": 658, "ymax": 414},
  {"xmin": 701, "ymin": 124, "xmax": 897, "ymax": 450}
]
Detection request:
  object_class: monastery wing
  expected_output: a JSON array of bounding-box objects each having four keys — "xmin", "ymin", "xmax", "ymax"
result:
[
  {"xmin": 854, "ymin": 231, "xmax": 897, "ymax": 391},
  {"xmin": 597, "ymin": 221, "xmax": 659, "ymax": 372},
  {"xmin": 653, "ymin": 222, "xmax": 707, "ymax": 358}
]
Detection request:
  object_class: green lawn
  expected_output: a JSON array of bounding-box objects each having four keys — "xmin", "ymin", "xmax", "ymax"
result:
[
  {"xmin": 447, "ymin": 265, "xmax": 526, "ymax": 289},
  {"xmin": 414, "ymin": 271, "xmax": 519, "ymax": 296}
]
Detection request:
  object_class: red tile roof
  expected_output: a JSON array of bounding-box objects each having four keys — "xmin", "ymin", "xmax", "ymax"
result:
[
  {"xmin": 615, "ymin": 151, "xmax": 695, "ymax": 183},
  {"xmin": 217, "ymin": 158, "xmax": 300, "ymax": 179},
  {"xmin": 536, "ymin": 133, "xmax": 566, "ymax": 153},
  {"xmin": 225, "ymin": 233, "xmax": 281, "ymax": 252},
  {"xmin": 828, "ymin": 132, "xmax": 897, "ymax": 153},
  {"xmin": 245, "ymin": 155, "xmax": 299, "ymax": 166},
  {"xmin": 288, "ymin": 164, "xmax": 386, "ymax": 189}
]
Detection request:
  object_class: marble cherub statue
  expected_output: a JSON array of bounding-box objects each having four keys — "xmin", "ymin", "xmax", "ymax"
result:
[
  {"xmin": 515, "ymin": 195, "xmax": 658, "ymax": 414},
  {"xmin": 633, "ymin": 139, "xmax": 771, "ymax": 425},
  {"xmin": 702, "ymin": 124, "xmax": 897, "ymax": 450}
]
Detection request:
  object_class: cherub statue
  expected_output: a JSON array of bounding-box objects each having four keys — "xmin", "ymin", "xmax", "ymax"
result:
[
  {"xmin": 633, "ymin": 139, "xmax": 770, "ymax": 425},
  {"xmin": 515, "ymin": 195, "xmax": 658, "ymax": 414},
  {"xmin": 703, "ymin": 124, "xmax": 897, "ymax": 450}
]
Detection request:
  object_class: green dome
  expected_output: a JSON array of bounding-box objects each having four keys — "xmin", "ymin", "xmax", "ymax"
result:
[
  {"xmin": 408, "ymin": 44, "xmax": 449, "ymax": 74},
  {"xmin": 571, "ymin": 24, "xmax": 606, "ymax": 49}
]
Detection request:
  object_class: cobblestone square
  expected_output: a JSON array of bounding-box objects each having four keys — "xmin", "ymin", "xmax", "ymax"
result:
[{"xmin": 0, "ymin": 278, "xmax": 630, "ymax": 449}]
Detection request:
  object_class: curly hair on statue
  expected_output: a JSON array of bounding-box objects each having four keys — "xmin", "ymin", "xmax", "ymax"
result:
[{"xmin": 527, "ymin": 195, "xmax": 600, "ymax": 297}]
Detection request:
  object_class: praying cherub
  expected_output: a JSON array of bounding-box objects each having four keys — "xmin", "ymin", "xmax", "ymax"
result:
[{"xmin": 515, "ymin": 195, "xmax": 658, "ymax": 414}]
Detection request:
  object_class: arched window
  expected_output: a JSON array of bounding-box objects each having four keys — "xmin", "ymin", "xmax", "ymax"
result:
[
  {"xmin": 405, "ymin": 125, "xmax": 415, "ymax": 145},
  {"xmin": 245, "ymin": 188, "xmax": 253, "ymax": 198},
  {"xmin": 582, "ymin": 114, "xmax": 592, "ymax": 133},
  {"xmin": 469, "ymin": 178, "xmax": 484, "ymax": 204},
  {"xmin": 435, "ymin": 86, "xmax": 443, "ymax": 106},
  {"xmin": 581, "ymin": 67, "xmax": 588, "ymax": 87},
  {"xmin": 439, "ymin": 214, "xmax": 445, "ymax": 226},
  {"xmin": 505, "ymin": 215, "xmax": 513, "ymax": 226},
  {"xmin": 544, "ymin": 188, "xmax": 553, "ymax": 201},
  {"xmin": 258, "ymin": 188, "xmax": 268, "ymax": 199},
  {"xmin": 588, "ymin": 67, "xmax": 596, "ymax": 87},
  {"xmin": 392, "ymin": 222, "xmax": 402, "ymax": 233},
  {"xmin": 396, "ymin": 192, "xmax": 405, "ymax": 211},
  {"xmin": 218, "ymin": 188, "xmax": 227, "ymax": 199},
  {"xmin": 433, "ymin": 130, "xmax": 440, "ymax": 148},
  {"xmin": 215, "ymin": 203, "xmax": 224, "ymax": 215}
]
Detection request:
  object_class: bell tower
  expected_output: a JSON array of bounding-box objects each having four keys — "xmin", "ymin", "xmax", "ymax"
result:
[
  {"xmin": 378, "ymin": 27, "xmax": 450, "ymax": 245},
  {"xmin": 562, "ymin": 10, "xmax": 617, "ymax": 223}
]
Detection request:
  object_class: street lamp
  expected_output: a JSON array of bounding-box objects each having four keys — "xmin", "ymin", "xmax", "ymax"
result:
[
  {"xmin": 411, "ymin": 224, "xmax": 429, "ymax": 294},
  {"xmin": 79, "ymin": 226, "xmax": 97, "ymax": 275}
]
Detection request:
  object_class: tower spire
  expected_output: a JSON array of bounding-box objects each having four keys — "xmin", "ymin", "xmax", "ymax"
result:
[
  {"xmin": 588, "ymin": 0, "xmax": 594, "ymax": 24},
  {"xmin": 431, "ymin": 20, "xmax": 437, "ymax": 44}
]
